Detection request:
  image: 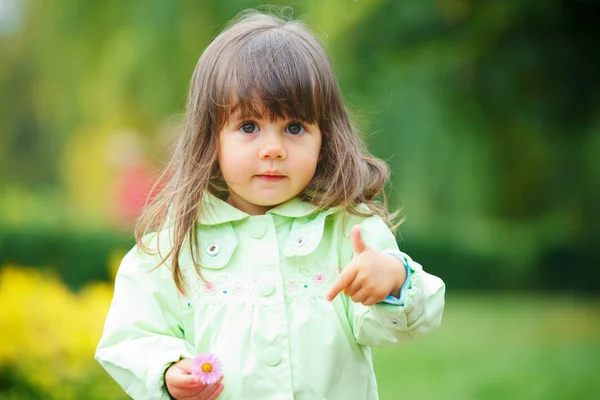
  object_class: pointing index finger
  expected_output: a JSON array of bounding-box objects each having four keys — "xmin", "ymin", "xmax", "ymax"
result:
[{"xmin": 326, "ymin": 266, "xmax": 357, "ymax": 301}]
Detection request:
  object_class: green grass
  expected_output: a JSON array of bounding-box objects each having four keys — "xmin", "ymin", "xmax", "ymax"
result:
[{"xmin": 373, "ymin": 293, "xmax": 600, "ymax": 400}]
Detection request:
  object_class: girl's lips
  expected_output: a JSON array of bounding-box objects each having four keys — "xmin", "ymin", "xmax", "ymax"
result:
[{"xmin": 256, "ymin": 175, "xmax": 285, "ymax": 182}]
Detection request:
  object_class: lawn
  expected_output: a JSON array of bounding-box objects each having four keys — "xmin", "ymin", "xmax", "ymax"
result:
[{"xmin": 373, "ymin": 293, "xmax": 600, "ymax": 400}]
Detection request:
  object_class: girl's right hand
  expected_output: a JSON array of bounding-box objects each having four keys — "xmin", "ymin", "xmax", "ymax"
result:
[{"xmin": 166, "ymin": 359, "xmax": 224, "ymax": 399}]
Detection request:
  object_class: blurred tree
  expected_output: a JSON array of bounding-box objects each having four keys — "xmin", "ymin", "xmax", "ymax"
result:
[
  {"xmin": 325, "ymin": 0, "xmax": 600, "ymax": 290},
  {"xmin": 0, "ymin": 0, "xmax": 598, "ymax": 290}
]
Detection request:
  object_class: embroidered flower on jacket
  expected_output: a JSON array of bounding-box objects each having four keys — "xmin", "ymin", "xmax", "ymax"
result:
[
  {"xmin": 192, "ymin": 353, "xmax": 223, "ymax": 385},
  {"xmin": 203, "ymin": 281, "xmax": 216, "ymax": 295},
  {"xmin": 232, "ymin": 282, "xmax": 251, "ymax": 297},
  {"xmin": 313, "ymin": 273, "xmax": 326, "ymax": 285},
  {"xmin": 286, "ymin": 278, "xmax": 299, "ymax": 292}
]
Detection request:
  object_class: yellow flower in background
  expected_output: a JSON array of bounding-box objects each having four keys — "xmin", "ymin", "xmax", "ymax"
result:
[{"xmin": 0, "ymin": 265, "xmax": 124, "ymax": 399}]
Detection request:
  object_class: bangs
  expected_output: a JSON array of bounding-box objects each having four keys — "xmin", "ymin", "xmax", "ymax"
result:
[{"xmin": 215, "ymin": 29, "xmax": 327, "ymax": 125}]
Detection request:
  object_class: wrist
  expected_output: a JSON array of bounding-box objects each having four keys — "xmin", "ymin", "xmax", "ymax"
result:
[
  {"xmin": 389, "ymin": 268, "xmax": 406, "ymax": 298},
  {"xmin": 385, "ymin": 253, "xmax": 407, "ymax": 291},
  {"xmin": 382, "ymin": 250, "xmax": 412, "ymax": 304}
]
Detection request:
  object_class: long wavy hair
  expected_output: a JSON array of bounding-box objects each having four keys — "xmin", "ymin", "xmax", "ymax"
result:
[{"xmin": 136, "ymin": 10, "xmax": 399, "ymax": 293}]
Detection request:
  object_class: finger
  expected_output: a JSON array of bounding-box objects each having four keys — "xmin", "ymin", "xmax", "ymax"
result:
[
  {"xmin": 350, "ymin": 225, "xmax": 368, "ymax": 255},
  {"xmin": 344, "ymin": 280, "xmax": 362, "ymax": 297},
  {"xmin": 206, "ymin": 383, "xmax": 225, "ymax": 400},
  {"xmin": 351, "ymin": 288, "xmax": 369, "ymax": 304},
  {"xmin": 194, "ymin": 377, "xmax": 222, "ymax": 396},
  {"xmin": 182, "ymin": 375, "xmax": 205, "ymax": 389},
  {"xmin": 175, "ymin": 358, "xmax": 195, "ymax": 373},
  {"xmin": 361, "ymin": 296, "xmax": 379, "ymax": 307},
  {"xmin": 326, "ymin": 266, "xmax": 357, "ymax": 301},
  {"xmin": 169, "ymin": 369, "xmax": 201, "ymax": 388}
]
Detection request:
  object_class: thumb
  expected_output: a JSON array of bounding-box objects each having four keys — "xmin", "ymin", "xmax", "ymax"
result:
[
  {"xmin": 174, "ymin": 358, "xmax": 194, "ymax": 373},
  {"xmin": 350, "ymin": 225, "xmax": 368, "ymax": 255}
]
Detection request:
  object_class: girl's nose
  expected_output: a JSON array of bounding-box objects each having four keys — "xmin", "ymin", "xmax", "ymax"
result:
[{"xmin": 258, "ymin": 134, "xmax": 286, "ymax": 160}]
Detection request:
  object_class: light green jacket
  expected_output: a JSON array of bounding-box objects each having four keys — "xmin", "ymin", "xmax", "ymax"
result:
[{"xmin": 96, "ymin": 193, "xmax": 445, "ymax": 400}]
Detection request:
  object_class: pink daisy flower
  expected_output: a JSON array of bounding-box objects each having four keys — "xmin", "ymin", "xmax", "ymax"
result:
[{"xmin": 192, "ymin": 353, "xmax": 223, "ymax": 385}]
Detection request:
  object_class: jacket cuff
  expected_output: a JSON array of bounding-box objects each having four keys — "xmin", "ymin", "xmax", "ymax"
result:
[
  {"xmin": 147, "ymin": 341, "xmax": 196, "ymax": 399},
  {"xmin": 380, "ymin": 250, "xmax": 413, "ymax": 306}
]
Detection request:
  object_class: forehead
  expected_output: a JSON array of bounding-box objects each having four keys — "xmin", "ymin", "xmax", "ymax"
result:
[{"xmin": 213, "ymin": 34, "xmax": 329, "ymax": 126}]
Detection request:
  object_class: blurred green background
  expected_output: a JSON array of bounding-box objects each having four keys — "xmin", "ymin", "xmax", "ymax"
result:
[{"xmin": 0, "ymin": 0, "xmax": 598, "ymax": 399}]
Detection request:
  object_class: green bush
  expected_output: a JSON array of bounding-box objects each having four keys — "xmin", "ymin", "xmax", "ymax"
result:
[
  {"xmin": 1, "ymin": 225, "xmax": 599, "ymax": 293},
  {"xmin": 0, "ymin": 227, "xmax": 133, "ymax": 290}
]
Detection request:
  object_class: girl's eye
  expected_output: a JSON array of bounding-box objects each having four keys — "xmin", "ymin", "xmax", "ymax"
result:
[
  {"xmin": 240, "ymin": 122, "xmax": 258, "ymax": 134},
  {"xmin": 286, "ymin": 122, "xmax": 305, "ymax": 135}
]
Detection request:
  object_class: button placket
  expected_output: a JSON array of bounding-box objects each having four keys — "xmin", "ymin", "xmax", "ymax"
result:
[{"xmin": 251, "ymin": 220, "xmax": 267, "ymax": 239}]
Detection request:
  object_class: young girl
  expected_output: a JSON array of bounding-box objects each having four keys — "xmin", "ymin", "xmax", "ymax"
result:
[{"xmin": 96, "ymin": 10, "xmax": 445, "ymax": 400}]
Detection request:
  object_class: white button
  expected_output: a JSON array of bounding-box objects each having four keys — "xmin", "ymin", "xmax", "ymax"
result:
[
  {"xmin": 206, "ymin": 243, "xmax": 219, "ymax": 256},
  {"xmin": 257, "ymin": 280, "xmax": 274, "ymax": 296},
  {"xmin": 263, "ymin": 348, "xmax": 282, "ymax": 366},
  {"xmin": 251, "ymin": 221, "xmax": 267, "ymax": 239}
]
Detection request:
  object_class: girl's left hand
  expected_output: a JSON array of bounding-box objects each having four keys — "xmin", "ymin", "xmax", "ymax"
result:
[
  {"xmin": 166, "ymin": 359, "xmax": 224, "ymax": 400},
  {"xmin": 326, "ymin": 225, "xmax": 407, "ymax": 306}
]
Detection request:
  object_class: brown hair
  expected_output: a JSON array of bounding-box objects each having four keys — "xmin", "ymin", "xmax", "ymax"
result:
[{"xmin": 136, "ymin": 10, "xmax": 399, "ymax": 293}]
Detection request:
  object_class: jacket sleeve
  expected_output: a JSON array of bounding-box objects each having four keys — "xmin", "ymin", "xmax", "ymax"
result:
[
  {"xmin": 95, "ymin": 244, "xmax": 197, "ymax": 399},
  {"xmin": 339, "ymin": 215, "xmax": 446, "ymax": 347}
]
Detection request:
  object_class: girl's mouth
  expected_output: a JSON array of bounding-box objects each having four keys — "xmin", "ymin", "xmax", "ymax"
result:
[{"xmin": 256, "ymin": 175, "xmax": 285, "ymax": 182}]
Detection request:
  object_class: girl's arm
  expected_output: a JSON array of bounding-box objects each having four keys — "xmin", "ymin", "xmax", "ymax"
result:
[
  {"xmin": 95, "ymin": 241, "xmax": 197, "ymax": 399},
  {"xmin": 330, "ymin": 215, "xmax": 445, "ymax": 347}
]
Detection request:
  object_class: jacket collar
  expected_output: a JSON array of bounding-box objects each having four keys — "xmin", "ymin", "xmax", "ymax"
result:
[{"xmin": 198, "ymin": 192, "xmax": 323, "ymax": 225}]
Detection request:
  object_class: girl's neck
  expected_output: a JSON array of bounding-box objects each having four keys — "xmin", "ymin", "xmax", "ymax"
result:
[{"xmin": 225, "ymin": 195, "xmax": 275, "ymax": 216}]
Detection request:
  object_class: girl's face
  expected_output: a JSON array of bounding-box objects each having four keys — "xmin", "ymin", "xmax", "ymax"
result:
[{"xmin": 217, "ymin": 111, "xmax": 322, "ymax": 215}]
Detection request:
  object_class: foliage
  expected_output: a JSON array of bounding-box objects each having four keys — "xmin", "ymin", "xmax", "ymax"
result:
[
  {"xmin": 0, "ymin": 266, "xmax": 126, "ymax": 399},
  {"xmin": 0, "ymin": 227, "xmax": 132, "ymax": 290},
  {"xmin": 1, "ymin": 0, "xmax": 599, "ymax": 292},
  {"xmin": 325, "ymin": 0, "xmax": 600, "ymax": 291},
  {"xmin": 1, "ymin": 1, "xmax": 599, "ymax": 397}
]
